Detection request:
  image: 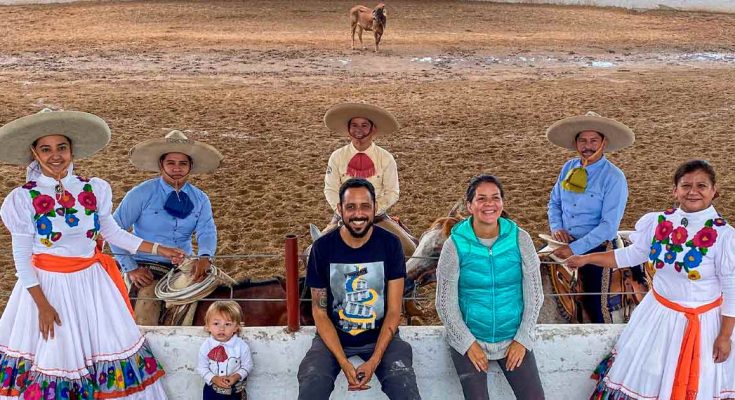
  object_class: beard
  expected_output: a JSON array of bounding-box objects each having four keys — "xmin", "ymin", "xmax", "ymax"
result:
[{"xmin": 344, "ymin": 218, "xmax": 374, "ymax": 238}]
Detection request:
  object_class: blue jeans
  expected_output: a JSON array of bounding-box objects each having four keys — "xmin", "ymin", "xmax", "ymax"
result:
[{"xmin": 297, "ymin": 334, "xmax": 421, "ymax": 400}]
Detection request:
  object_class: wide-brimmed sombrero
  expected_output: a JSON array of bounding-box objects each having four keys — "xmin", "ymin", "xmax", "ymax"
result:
[
  {"xmin": 129, "ymin": 130, "xmax": 223, "ymax": 174},
  {"xmin": 0, "ymin": 108, "xmax": 110, "ymax": 165},
  {"xmin": 324, "ymin": 103, "xmax": 399, "ymax": 136},
  {"xmin": 546, "ymin": 111, "xmax": 634, "ymax": 152}
]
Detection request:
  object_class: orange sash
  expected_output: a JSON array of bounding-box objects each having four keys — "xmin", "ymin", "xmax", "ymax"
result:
[
  {"xmin": 31, "ymin": 251, "xmax": 135, "ymax": 318},
  {"xmin": 653, "ymin": 288, "xmax": 722, "ymax": 400}
]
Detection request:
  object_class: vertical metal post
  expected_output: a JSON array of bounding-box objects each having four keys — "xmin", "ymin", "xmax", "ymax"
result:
[{"xmin": 285, "ymin": 234, "xmax": 300, "ymax": 332}]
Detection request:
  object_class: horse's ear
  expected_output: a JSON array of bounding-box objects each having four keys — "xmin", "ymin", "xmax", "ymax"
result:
[
  {"xmin": 309, "ymin": 224, "xmax": 322, "ymax": 242},
  {"xmin": 448, "ymin": 199, "xmax": 464, "ymax": 218}
]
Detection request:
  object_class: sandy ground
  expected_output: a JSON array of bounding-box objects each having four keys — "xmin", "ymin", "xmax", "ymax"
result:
[{"xmin": 1, "ymin": 0, "xmax": 735, "ymax": 323}]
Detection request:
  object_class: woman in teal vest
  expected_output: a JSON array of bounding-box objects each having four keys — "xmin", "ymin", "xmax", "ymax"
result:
[{"xmin": 436, "ymin": 175, "xmax": 545, "ymax": 399}]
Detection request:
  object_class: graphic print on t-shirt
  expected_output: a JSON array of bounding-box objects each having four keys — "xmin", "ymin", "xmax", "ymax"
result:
[{"xmin": 329, "ymin": 262, "xmax": 385, "ymax": 335}]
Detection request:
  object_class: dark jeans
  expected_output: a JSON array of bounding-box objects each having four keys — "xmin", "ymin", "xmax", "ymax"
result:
[
  {"xmin": 297, "ymin": 334, "xmax": 421, "ymax": 400},
  {"xmin": 203, "ymin": 384, "xmax": 247, "ymax": 400},
  {"xmin": 578, "ymin": 244, "xmax": 608, "ymax": 323},
  {"xmin": 449, "ymin": 347, "xmax": 545, "ymax": 400}
]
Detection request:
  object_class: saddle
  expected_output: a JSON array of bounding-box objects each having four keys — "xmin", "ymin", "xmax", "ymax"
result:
[{"xmin": 539, "ymin": 233, "xmax": 650, "ymax": 323}]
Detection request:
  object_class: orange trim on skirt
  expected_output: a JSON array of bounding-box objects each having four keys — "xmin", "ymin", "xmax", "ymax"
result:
[
  {"xmin": 652, "ymin": 288, "xmax": 722, "ymax": 400},
  {"xmin": 31, "ymin": 251, "xmax": 134, "ymax": 318}
]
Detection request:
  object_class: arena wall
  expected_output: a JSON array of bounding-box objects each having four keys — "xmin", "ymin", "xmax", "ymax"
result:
[
  {"xmin": 484, "ymin": 0, "xmax": 735, "ymax": 13},
  {"xmin": 144, "ymin": 324, "xmax": 624, "ymax": 400}
]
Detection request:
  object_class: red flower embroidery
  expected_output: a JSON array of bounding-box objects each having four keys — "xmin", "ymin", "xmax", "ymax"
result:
[
  {"xmin": 692, "ymin": 227, "xmax": 718, "ymax": 248},
  {"xmin": 671, "ymin": 227, "xmax": 688, "ymax": 245},
  {"xmin": 57, "ymin": 191, "xmax": 76, "ymax": 208},
  {"xmin": 144, "ymin": 357, "xmax": 158, "ymax": 375},
  {"xmin": 32, "ymin": 195, "xmax": 55, "ymax": 215},
  {"xmin": 654, "ymin": 220, "xmax": 674, "ymax": 241},
  {"xmin": 77, "ymin": 191, "xmax": 97, "ymax": 211}
]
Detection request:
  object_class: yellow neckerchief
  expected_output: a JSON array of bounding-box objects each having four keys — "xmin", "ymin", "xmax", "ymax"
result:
[
  {"xmin": 30, "ymin": 146, "xmax": 71, "ymax": 199},
  {"xmin": 561, "ymin": 140, "xmax": 606, "ymax": 193}
]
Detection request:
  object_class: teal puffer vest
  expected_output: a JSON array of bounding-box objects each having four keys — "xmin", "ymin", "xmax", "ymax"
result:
[{"xmin": 451, "ymin": 217, "xmax": 523, "ymax": 343}]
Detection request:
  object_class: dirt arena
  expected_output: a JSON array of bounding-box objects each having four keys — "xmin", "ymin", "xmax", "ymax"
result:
[{"xmin": 1, "ymin": 0, "xmax": 735, "ymax": 321}]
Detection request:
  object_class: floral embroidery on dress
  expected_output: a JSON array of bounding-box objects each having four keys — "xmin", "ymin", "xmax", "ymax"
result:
[
  {"xmin": 27, "ymin": 189, "xmax": 61, "ymax": 247},
  {"xmin": 0, "ymin": 342, "xmax": 164, "ymax": 399},
  {"xmin": 77, "ymin": 183, "xmax": 99, "ymax": 240},
  {"xmin": 24, "ymin": 179, "xmax": 102, "ymax": 246},
  {"xmin": 649, "ymin": 213, "xmax": 724, "ymax": 281}
]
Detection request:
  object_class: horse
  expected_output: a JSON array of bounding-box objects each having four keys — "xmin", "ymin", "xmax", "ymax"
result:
[{"xmin": 161, "ymin": 276, "xmax": 315, "ymax": 327}]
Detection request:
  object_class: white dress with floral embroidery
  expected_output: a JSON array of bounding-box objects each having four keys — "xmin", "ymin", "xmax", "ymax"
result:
[
  {"xmin": 594, "ymin": 206, "xmax": 735, "ymax": 400},
  {"xmin": 0, "ymin": 171, "xmax": 167, "ymax": 399}
]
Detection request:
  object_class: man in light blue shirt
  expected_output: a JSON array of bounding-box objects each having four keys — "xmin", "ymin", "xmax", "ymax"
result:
[
  {"xmin": 112, "ymin": 130, "xmax": 223, "ymax": 325},
  {"xmin": 546, "ymin": 112, "xmax": 634, "ymax": 323}
]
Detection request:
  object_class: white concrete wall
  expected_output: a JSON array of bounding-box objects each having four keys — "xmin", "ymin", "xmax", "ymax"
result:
[
  {"xmin": 143, "ymin": 324, "xmax": 625, "ymax": 400},
  {"xmin": 484, "ymin": 0, "xmax": 735, "ymax": 13}
]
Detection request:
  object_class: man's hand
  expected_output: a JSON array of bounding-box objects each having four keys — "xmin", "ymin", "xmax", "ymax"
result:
[
  {"xmin": 338, "ymin": 359, "xmax": 366, "ymax": 391},
  {"xmin": 128, "ymin": 267, "xmax": 154, "ymax": 289},
  {"xmin": 552, "ymin": 245, "xmax": 573, "ymax": 260},
  {"xmin": 211, "ymin": 376, "xmax": 232, "ymax": 389},
  {"xmin": 353, "ymin": 358, "xmax": 378, "ymax": 390},
  {"xmin": 714, "ymin": 335, "xmax": 732, "ymax": 363},
  {"xmin": 552, "ymin": 229, "xmax": 573, "ymax": 244},
  {"xmin": 467, "ymin": 341, "xmax": 488, "ymax": 372},
  {"xmin": 505, "ymin": 341, "xmax": 527, "ymax": 371},
  {"xmin": 192, "ymin": 258, "xmax": 210, "ymax": 283}
]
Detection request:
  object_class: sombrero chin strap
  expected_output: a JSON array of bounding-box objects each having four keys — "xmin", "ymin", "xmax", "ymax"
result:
[
  {"xmin": 29, "ymin": 147, "xmax": 72, "ymax": 197},
  {"xmin": 160, "ymin": 162, "xmax": 194, "ymax": 219}
]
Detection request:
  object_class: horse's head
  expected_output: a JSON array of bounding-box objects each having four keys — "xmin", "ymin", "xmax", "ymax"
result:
[{"xmin": 404, "ymin": 216, "xmax": 461, "ymax": 294}]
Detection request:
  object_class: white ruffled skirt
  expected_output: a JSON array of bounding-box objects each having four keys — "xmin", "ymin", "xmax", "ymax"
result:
[
  {"xmin": 0, "ymin": 263, "xmax": 167, "ymax": 399},
  {"xmin": 593, "ymin": 293, "xmax": 735, "ymax": 400}
]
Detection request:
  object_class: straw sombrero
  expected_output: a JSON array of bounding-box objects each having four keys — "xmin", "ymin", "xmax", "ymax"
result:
[
  {"xmin": 0, "ymin": 109, "xmax": 110, "ymax": 165},
  {"xmin": 546, "ymin": 111, "xmax": 634, "ymax": 152},
  {"xmin": 324, "ymin": 103, "xmax": 399, "ymax": 136},
  {"xmin": 129, "ymin": 130, "xmax": 223, "ymax": 174}
]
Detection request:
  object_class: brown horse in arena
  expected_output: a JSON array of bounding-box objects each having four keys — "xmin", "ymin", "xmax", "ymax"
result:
[{"xmin": 180, "ymin": 276, "xmax": 313, "ymax": 327}]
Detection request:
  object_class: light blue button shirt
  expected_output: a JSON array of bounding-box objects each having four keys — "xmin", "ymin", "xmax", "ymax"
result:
[
  {"xmin": 112, "ymin": 177, "xmax": 217, "ymax": 272},
  {"xmin": 548, "ymin": 156, "xmax": 627, "ymax": 255}
]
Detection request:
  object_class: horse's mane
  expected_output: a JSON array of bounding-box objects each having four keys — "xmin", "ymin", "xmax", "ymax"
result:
[{"xmin": 429, "ymin": 216, "xmax": 462, "ymax": 238}]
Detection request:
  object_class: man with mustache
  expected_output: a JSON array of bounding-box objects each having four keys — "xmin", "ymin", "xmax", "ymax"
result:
[
  {"xmin": 111, "ymin": 130, "xmax": 223, "ymax": 325},
  {"xmin": 298, "ymin": 178, "xmax": 421, "ymax": 399},
  {"xmin": 322, "ymin": 103, "xmax": 416, "ymax": 256},
  {"xmin": 546, "ymin": 112, "xmax": 634, "ymax": 323}
]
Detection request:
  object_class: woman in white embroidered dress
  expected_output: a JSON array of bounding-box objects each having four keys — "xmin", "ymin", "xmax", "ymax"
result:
[
  {"xmin": 0, "ymin": 110, "xmax": 185, "ymax": 399},
  {"xmin": 567, "ymin": 160, "xmax": 735, "ymax": 400}
]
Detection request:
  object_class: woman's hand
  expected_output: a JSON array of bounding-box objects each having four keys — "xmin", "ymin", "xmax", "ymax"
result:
[
  {"xmin": 157, "ymin": 246, "xmax": 186, "ymax": 265},
  {"xmin": 565, "ymin": 255, "xmax": 587, "ymax": 269},
  {"xmin": 466, "ymin": 341, "xmax": 488, "ymax": 372},
  {"xmin": 713, "ymin": 335, "xmax": 732, "ymax": 363},
  {"xmin": 505, "ymin": 340, "xmax": 527, "ymax": 371},
  {"xmin": 38, "ymin": 303, "xmax": 62, "ymax": 340}
]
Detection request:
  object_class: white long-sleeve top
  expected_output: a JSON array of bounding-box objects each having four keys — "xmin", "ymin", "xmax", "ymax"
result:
[
  {"xmin": 0, "ymin": 167, "xmax": 143, "ymax": 288},
  {"xmin": 614, "ymin": 206, "xmax": 735, "ymax": 316},
  {"xmin": 197, "ymin": 336, "xmax": 253, "ymax": 385},
  {"xmin": 324, "ymin": 142, "xmax": 399, "ymax": 216}
]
